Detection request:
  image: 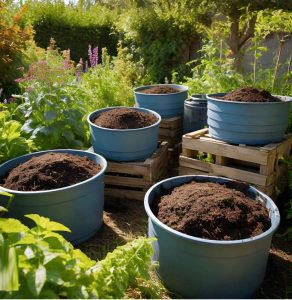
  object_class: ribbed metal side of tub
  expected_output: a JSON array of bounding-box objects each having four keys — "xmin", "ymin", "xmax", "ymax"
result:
[{"xmin": 207, "ymin": 94, "xmax": 291, "ymax": 145}]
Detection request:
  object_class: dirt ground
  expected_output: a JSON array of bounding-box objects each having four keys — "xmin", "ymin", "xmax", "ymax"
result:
[{"xmin": 79, "ymin": 197, "xmax": 292, "ymax": 299}]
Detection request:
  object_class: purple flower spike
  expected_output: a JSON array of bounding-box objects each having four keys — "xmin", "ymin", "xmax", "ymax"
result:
[{"xmin": 88, "ymin": 44, "xmax": 98, "ymax": 68}]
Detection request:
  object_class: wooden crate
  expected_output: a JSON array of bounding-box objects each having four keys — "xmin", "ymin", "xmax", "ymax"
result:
[
  {"xmin": 105, "ymin": 141, "xmax": 169, "ymax": 201},
  {"xmin": 179, "ymin": 128, "xmax": 292, "ymax": 197},
  {"xmin": 159, "ymin": 116, "xmax": 182, "ymax": 147}
]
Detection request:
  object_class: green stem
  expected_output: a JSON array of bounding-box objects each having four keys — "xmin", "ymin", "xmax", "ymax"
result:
[
  {"xmin": 272, "ymin": 38, "xmax": 285, "ymax": 91},
  {"xmin": 253, "ymin": 45, "xmax": 257, "ymax": 86}
]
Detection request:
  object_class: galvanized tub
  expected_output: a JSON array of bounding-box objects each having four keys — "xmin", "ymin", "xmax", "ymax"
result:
[
  {"xmin": 88, "ymin": 107, "xmax": 161, "ymax": 162},
  {"xmin": 144, "ymin": 175, "xmax": 280, "ymax": 298},
  {"xmin": 0, "ymin": 149, "xmax": 107, "ymax": 245},
  {"xmin": 134, "ymin": 84, "xmax": 188, "ymax": 118},
  {"xmin": 207, "ymin": 93, "xmax": 292, "ymax": 145}
]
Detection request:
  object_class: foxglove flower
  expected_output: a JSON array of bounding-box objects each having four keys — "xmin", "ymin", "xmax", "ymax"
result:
[{"xmin": 88, "ymin": 44, "xmax": 98, "ymax": 68}]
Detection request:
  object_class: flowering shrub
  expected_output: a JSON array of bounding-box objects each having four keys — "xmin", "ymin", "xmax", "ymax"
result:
[
  {"xmin": 88, "ymin": 45, "xmax": 99, "ymax": 68},
  {"xmin": 0, "ymin": 1, "xmax": 33, "ymax": 95}
]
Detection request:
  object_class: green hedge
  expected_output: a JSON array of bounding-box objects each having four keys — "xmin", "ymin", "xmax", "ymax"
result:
[
  {"xmin": 24, "ymin": 1, "xmax": 118, "ymax": 61},
  {"xmin": 33, "ymin": 21, "xmax": 118, "ymax": 62}
]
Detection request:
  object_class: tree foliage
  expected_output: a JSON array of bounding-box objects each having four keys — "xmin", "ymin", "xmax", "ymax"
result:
[{"xmin": 0, "ymin": 1, "xmax": 33, "ymax": 90}]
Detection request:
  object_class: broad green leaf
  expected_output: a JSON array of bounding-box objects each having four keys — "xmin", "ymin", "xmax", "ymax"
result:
[
  {"xmin": 6, "ymin": 121, "xmax": 22, "ymax": 142},
  {"xmin": 27, "ymin": 265, "xmax": 46, "ymax": 296},
  {"xmin": 25, "ymin": 214, "xmax": 71, "ymax": 232},
  {"xmin": 42, "ymin": 236, "xmax": 68, "ymax": 252},
  {"xmin": 44, "ymin": 110, "xmax": 57, "ymax": 122},
  {"xmin": 0, "ymin": 191, "xmax": 13, "ymax": 198},
  {"xmin": 0, "ymin": 235, "xmax": 19, "ymax": 291},
  {"xmin": 0, "ymin": 218, "xmax": 29, "ymax": 233},
  {"xmin": 72, "ymin": 249, "xmax": 96, "ymax": 269}
]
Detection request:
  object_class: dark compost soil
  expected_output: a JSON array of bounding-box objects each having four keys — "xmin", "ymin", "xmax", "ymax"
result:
[
  {"xmin": 1, "ymin": 152, "xmax": 101, "ymax": 191},
  {"xmin": 154, "ymin": 181, "xmax": 271, "ymax": 240},
  {"xmin": 219, "ymin": 87, "xmax": 281, "ymax": 102},
  {"xmin": 93, "ymin": 108, "xmax": 158, "ymax": 129},
  {"xmin": 141, "ymin": 85, "xmax": 180, "ymax": 94}
]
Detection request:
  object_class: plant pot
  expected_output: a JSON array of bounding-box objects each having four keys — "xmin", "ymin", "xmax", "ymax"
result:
[
  {"xmin": 0, "ymin": 149, "xmax": 107, "ymax": 245},
  {"xmin": 183, "ymin": 94, "xmax": 207, "ymax": 134},
  {"xmin": 87, "ymin": 106, "xmax": 161, "ymax": 161},
  {"xmin": 144, "ymin": 175, "xmax": 280, "ymax": 298},
  {"xmin": 207, "ymin": 93, "xmax": 292, "ymax": 145},
  {"xmin": 134, "ymin": 84, "xmax": 188, "ymax": 118}
]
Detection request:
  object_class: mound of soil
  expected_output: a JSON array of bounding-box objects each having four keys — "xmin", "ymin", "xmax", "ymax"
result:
[
  {"xmin": 141, "ymin": 86, "xmax": 180, "ymax": 94},
  {"xmin": 93, "ymin": 108, "xmax": 158, "ymax": 129},
  {"xmin": 219, "ymin": 87, "xmax": 280, "ymax": 102},
  {"xmin": 2, "ymin": 153, "xmax": 101, "ymax": 191},
  {"xmin": 155, "ymin": 181, "xmax": 271, "ymax": 240}
]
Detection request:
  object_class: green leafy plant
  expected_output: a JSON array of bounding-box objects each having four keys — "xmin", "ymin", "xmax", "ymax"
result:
[
  {"xmin": 0, "ymin": 212, "xmax": 162, "ymax": 298},
  {"xmin": 0, "ymin": 105, "xmax": 34, "ymax": 164},
  {"xmin": 14, "ymin": 41, "xmax": 90, "ymax": 151},
  {"xmin": 76, "ymin": 47, "xmax": 135, "ymax": 113},
  {"xmin": 196, "ymin": 152, "xmax": 214, "ymax": 163},
  {"xmin": 18, "ymin": 87, "xmax": 89, "ymax": 150}
]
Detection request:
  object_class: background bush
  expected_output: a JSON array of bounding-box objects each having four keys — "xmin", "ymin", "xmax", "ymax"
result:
[
  {"xmin": 24, "ymin": 1, "xmax": 118, "ymax": 62},
  {"xmin": 116, "ymin": 1, "xmax": 209, "ymax": 83},
  {"xmin": 0, "ymin": 1, "xmax": 33, "ymax": 98}
]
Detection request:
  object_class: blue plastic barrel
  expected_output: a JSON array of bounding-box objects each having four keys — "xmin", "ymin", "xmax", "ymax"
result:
[
  {"xmin": 0, "ymin": 149, "xmax": 107, "ymax": 245},
  {"xmin": 144, "ymin": 175, "xmax": 280, "ymax": 298},
  {"xmin": 207, "ymin": 93, "xmax": 292, "ymax": 145},
  {"xmin": 183, "ymin": 94, "xmax": 207, "ymax": 133}
]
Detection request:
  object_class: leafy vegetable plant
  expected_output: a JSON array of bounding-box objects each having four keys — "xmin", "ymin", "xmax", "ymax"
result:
[
  {"xmin": 0, "ymin": 212, "xmax": 161, "ymax": 298},
  {"xmin": 0, "ymin": 104, "xmax": 34, "ymax": 164}
]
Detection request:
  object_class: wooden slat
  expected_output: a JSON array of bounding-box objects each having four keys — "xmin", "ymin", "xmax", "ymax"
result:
[
  {"xmin": 184, "ymin": 128, "xmax": 208, "ymax": 138},
  {"xmin": 106, "ymin": 163, "xmax": 148, "ymax": 177},
  {"xmin": 105, "ymin": 175, "xmax": 150, "ymax": 188},
  {"xmin": 277, "ymin": 135, "xmax": 292, "ymax": 156},
  {"xmin": 182, "ymin": 136, "xmax": 269, "ymax": 165},
  {"xmin": 179, "ymin": 156, "xmax": 274, "ymax": 186},
  {"xmin": 105, "ymin": 188, "xmax": 145, "ymax": 201},
  {"xmin": 104, "ymin": 141, "xmax": 169, "ymax": 199},
  {"xmin": 179, "ymin": 167, "xmax": 208, "ymax": 176}
]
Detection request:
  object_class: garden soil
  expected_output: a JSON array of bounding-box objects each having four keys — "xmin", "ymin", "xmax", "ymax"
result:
[
  {"xmin": 93, "ymin": 108, "xmax": 157, "ymax": 129},
  {"xmin": 219, "ymin": 87, "xmax": 281, "ymax": 102},
  {"xmin": 155, "ymin": 181, "xmax": 271, "ymax": 240},
  {"xmin": 1, "ymin": 153, "xmax": 101, "ymax": 191},
  {"xmin": 141, "ymin": 86, "xmax": 180, "ymax": 94}
]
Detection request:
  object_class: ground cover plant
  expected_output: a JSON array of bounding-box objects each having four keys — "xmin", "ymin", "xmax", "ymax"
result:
[{"xmin": 0, "ymin": 193, "xmax": 163, "ymax": 299}]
